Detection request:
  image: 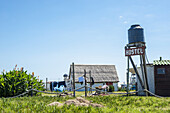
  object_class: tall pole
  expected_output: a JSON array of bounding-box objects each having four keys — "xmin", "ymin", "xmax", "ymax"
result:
[
  {"xmin": 140, "ymin": 55, "xmax": 147, "ymax": 96},
  {"xmin": 84, "ymin": 70, "xmax": 87, "ymax": 97},
  {"xmin": 89, "ymin": 70, "xmax": 92, "ymax": 93},
  {"xmin": 72, "ymin": 62, "xmax": 75, "ymax": 97},
  {"xmin": 142, "ymin": 53, "xmax": 149, "ymax": 96},
  {"xmin": 140, "ymin": 55, "xmax": 145, "ymax": 84},
  {"xmin": 46, "ymin": 78, "xmax": 48, "ymax": 91},
  {"xmin": 127, "ymin": 56, "xmax": 130, "ymax": 96}
]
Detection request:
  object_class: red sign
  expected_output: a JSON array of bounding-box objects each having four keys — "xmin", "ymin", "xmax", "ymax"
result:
[{"xmin": 125, "ymin": 46, "xmax": 145, "ymax": 56}]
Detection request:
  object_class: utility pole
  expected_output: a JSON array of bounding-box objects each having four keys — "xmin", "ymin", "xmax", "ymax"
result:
[
  {"xmin": 72, "ymin": 62, "xmax": 75, "ymax": 97},
  {"xmin": 84, "ymin": 69, "xmax": 87, "ymax": 97},
  {"xmin": 46, "ymin": 78, "xmax": 48, "ymax": 91},
  {"xmin": 89, "ymin": 70, "xmax": 92, "ymax": 93}
]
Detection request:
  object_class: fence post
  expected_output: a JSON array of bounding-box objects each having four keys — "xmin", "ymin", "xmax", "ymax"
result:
[
  {"xmin": 46, "ymin": 78, "xmax": 48, "ymax": 91},
  {"xmin": 84, "ymin": 69, "xmax": 87, "ymax": 97},
  {"xmin": 89, "ymin": 70, "xmax": 92, "ymax": 93},
  {"xmin": 72, "ymin": 62, "xmax": 75, "ymax": 97}
]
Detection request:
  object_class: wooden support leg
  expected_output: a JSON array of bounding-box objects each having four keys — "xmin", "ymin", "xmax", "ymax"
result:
[
  {"xmin": 142, "ymin": 54, "xmax": 149, "ymax": 96},
  {"xmin": 129, "ymin": 56, "xmax": 145, "ymax": 89},
  {"xmin": 127, "ymin": 56, "xmax": 130, "ymax": 96}
]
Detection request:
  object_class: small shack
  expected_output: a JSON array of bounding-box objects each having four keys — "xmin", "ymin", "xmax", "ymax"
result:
[
  {"xmin": 153, "ymin": 58, "xmax": 170, "ymax": 96},
  {"xmin": 132, "ymin": 57, "xmax": 170, "ymax": 97},
  {"xmin": 68, "ymin": 64, "xmax": 119, "ymax": 91}
]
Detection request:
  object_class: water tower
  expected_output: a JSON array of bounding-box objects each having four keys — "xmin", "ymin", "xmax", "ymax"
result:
[{"xmin": 125, "ymin": 24, "xmax": 149, "ymax": 96}]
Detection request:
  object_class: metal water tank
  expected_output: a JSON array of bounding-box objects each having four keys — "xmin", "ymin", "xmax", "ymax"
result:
[{"xmin": 128, "ymin": 24, "xmax": 144, "ymax": 44}]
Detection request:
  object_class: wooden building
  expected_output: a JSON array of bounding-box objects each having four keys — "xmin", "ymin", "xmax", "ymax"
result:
[
  {"xmin": 132, "ymin": 57, "xmax": 170, "ymax": 97},
  {"xmin": 153, "ymin": 58, "xmax": 170, "ymax": 96},
  {"xmin": 69, "ymin": 64, "xmax": 119, "ymax": 91}
]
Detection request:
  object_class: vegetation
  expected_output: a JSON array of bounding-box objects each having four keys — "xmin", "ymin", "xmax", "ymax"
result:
[
  {"xmin": 0, "ymin": 95, "xmax": 169, "ymax": 112},
  {"xmin": 0, "ymin": 67, "xmax": 169, "ymax": 112},
  {"xmin": 108, "ymin": 85, "xmax": 114, "ymax": 92},
  {"xmin": 0, "ymin": 68, "xmax": 45, "ymax": 97},
  {"xmin": 118, "ymin": 87, "xmax": 126, "ymax": 91}
]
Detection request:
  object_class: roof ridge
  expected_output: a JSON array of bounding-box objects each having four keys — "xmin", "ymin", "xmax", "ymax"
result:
[{"xmin": 72, "ymin": 64, "xmax": 115, "ymax": 66}]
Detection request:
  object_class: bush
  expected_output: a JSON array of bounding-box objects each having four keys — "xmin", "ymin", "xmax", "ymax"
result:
[
  {"xmin": 108, "ymin": 85, "xmax": 114, "ymax": 92},
  {"xmin": 118, "ymin": 87, "xmax": 121, "ymax": 91},
  {"xmin": 0, "ymin": 68, "xmax": 45, "ymax": 97},
  {"xmin": 118, "ymin": 87, "xmax": 126, "ymax": 91}
]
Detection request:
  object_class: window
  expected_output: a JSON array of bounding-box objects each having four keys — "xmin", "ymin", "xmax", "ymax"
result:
[{"xmin": 157, "ymin": 68, "xmax": 165, "ymax": 74}]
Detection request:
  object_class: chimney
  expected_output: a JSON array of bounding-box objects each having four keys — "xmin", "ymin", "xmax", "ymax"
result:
[{"xmin": 160, "ymin": 57, "xmax": 162, "ymax": 61}]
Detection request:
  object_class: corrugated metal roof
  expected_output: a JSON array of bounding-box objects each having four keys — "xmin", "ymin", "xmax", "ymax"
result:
[{"xmin": 153, "ymin": 60, "xmax": 170, "ymax": 65}]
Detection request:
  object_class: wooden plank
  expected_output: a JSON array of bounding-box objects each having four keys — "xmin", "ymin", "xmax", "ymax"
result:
[
  {"xmin": 84, "ymin": 69, "xmax": 87, "ymax": 97},
  {"xmin": 46, "ymin": 78, "xmax": 48, "ymax": 91},
  {"xmin": 127, "ymin": 56, "xmax": 130, "ymax": 96},
  {"xmin": 155, "ymin": 86, "xmax": 170, "ymax": 90},
  {"xmin": 72, "ymin": 62, "xmax": 75, "ymax": 97},
  {"xmin": 156, "ymin": 86, "xmax": 170, "ymax": 89},
  {"xmin": 156, "ymin": 83, "xmax": 170, "ymax": 86},
  {"xmin": 155, "ymin": 76, "xmax": 167, "ymax": 79},
  {"xmin": 156, "ymin": 89, "xmax": 170, "ymax": 91},
  {"xmin": 156, "ymin": 91, "xmax": 170, "ymax": 95},
  {"xmin": 142, "ymin": 53, "xmax": 149, "ymax": 96},
  {"xmin": 155, "ymin": 78, "xmax": 170, "ymax": 81},
  {"xmin": 156, "ymin": 82, "xmax": 170, "ymax": 85},
  {"xmin": 89, "ymin": 70, "xmax": 92, "ymax": 93}
]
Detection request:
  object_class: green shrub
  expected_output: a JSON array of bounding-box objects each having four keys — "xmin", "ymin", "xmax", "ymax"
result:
[
  {"xmin": 118, "ymin": 87, "xmax": 126, "ymax": 91},
  {"xmin": 0, "ymin": 68, "xmax": 45, "ymax": 97},
  {"xmin": 108, "ymin": 85, "xmax": 114, "ymax": 92},
  {"xmin": 118, "ymin": 87, "xmax": 121, "ymax": 91}
]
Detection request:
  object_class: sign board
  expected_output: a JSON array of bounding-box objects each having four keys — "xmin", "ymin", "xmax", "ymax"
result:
[{"xmin": 125, "ymin": 46, "xmax": 145, "ymax": 56}]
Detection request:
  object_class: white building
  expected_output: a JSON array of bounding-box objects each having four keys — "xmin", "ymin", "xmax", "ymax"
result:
[
  {"xmin": 68, "ymin": 64, "xmax": 119, "ymax": 91},
  {"xmin": 130, "ymin": 64, "xmax": 155, "ymax": 96}
]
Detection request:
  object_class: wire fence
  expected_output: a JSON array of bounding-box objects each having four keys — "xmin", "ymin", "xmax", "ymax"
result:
[
  {"xmin": 5, "ymin": 89, "xmax": 33, "ymax": 99},
  {"xmin": 3, "ymin": 87, "xmax": 165, "ymax": 99}
]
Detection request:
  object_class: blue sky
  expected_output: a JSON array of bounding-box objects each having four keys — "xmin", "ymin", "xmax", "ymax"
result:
[{"xmin": 0, "ymin": 0, "xmax": 170, "ymax": 83}]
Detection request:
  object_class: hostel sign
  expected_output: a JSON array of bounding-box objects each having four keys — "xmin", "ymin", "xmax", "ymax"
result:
[{"xmin": 125, "ymin": 46, "xmax": 145, "ymax": 56}]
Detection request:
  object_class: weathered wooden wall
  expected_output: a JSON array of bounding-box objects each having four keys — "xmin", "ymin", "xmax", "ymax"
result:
[{"xmin": 154, "ymin": 65, "xmax": 170, "ymax": 96}]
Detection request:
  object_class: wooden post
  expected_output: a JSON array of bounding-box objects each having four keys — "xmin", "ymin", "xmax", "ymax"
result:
[
  {"xmin": 89, "ymin": 70, "xmax": 92, "ymax": 93},
  {"xmin": 84, "ymin": 69, "xmax": 87, "ymax": 97},
  {"xmin": 142, "ymin": 53, "xmax": 149, "ymax": 96},
  {"xmin": 136, "ymin": 82, "xmax": 138, "ymax": 96},
  {"xmin": 127, "ymin": 56, "xmax": 130, "ymax": 96},
  {"xmin": 140, "ymin": 55, "xmax": 148, "ymax": 96},
  {"xmin": 140, "ymin": 55, "xmax": 145, "ymax": 84},
  {"xmin": 46, "ymin": 78, "xmax": 48, "ymax": 91},
  {"xmin": 72, "ymin": 62, "xmax": 75, "ymax": 97}
]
